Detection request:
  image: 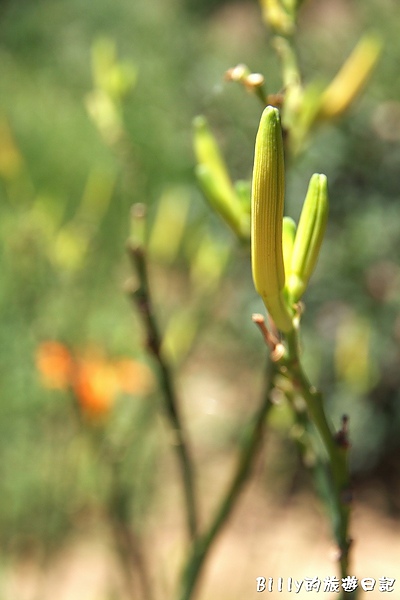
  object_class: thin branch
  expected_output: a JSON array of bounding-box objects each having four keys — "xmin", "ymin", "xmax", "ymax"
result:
[{"xmin": 126, "ymin": 241, "xmax": 198, "ymax": 541}]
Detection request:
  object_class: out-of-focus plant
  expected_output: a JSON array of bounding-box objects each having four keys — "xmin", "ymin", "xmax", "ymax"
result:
[
  {"xmin": 0, "ymin": 35, "xmax": 155, "ymax": 597},
  {"xmin": 36, "ymin": 340, "xmax": 154, "ymax": 419},
  {"xmin": 85, "ymin": 37, "xmax": 137, "ymax": 147},
  {"xmin": 227, "ymin": 6, "xmax": 381, "ymax": 159},
  {"xmin": 0, "ymin": 113, "xmax": 116, "ymax": 278},
  {"xmin": 35, "ymin": 339, "xmax": 155, "ymax": 599},
  {"xmin": 193, "ymin": 115, "xmax": 250, "ymax": 240}
]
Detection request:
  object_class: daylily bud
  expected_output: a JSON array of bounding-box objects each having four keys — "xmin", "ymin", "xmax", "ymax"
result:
[
  {"xmin": 259, "ymin": 0, "xmax": 294, "ymax": 35},
  {"xmin": 193, "ymin": 116, "xmax": 249, "ymax": 239},
  {"xmin": 251, "ymin": 106, "xmax": 293, "ymax": 332},
  {"xmin": 195, "ymin": 164, "xmax": 249, "ymax": 239},
  {"xmin": 317, "ymin": 35, "xmax": 382, "ymax": 121},
  {"xmin": 287, "ymin": 173, "xmax": 328, "ymax": 302},
  {"xmin": 193, "ymin": 116, "xmax": 232, "ymax": 195}
]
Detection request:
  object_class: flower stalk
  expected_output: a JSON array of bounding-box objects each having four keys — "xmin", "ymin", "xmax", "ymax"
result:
[
  {"xmin": 251, "ymin": 101, "xmax": 353, "ymax": 595},
  {"xmin": 126, "ymin": 207, "xmax": 199, "ymax": 541}
]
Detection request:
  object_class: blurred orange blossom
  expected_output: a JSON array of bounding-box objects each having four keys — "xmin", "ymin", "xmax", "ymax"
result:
[{"xmin": 36, "ymin": 341, "xmax": 154, "ymax": 418}]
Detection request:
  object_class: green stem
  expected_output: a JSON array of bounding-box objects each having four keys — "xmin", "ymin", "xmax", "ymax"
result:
[
  {"xmin": 272, "ymin": 35, "xmax": 301, "ymax": 93},
  {"xmin": 176, "ymin": 360, "xmax": 274, "ymax": 600},
  {"xmin": 282, "ymin": 326, "xmax": 352, "ymax": 593},
  {"xmin": 127, "ymin": 242, "xmax": 198, "ymax": 541}
]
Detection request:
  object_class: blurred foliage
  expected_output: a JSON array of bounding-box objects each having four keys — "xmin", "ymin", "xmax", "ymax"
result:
[{"xmin": 0, "ymin": 0, "xmax": 399, "ymax": 583}]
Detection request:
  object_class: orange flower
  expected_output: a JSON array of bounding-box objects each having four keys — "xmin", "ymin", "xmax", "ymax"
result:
[
  {"xmin": 36, "ymin": 340, "xmax": 154, "ymax": 419},
  {"xmin": 73, "ymin": 358, "xmax": 119, "ymax": 418},
  {"xmin": 36, "ymin": 341, "xmax": 73, "ymax": 390}
]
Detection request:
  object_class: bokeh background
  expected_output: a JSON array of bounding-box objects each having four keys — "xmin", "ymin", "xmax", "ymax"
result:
[{"xmin": 0, "ymin": 0, "xmax": 399, "ymax": 598}]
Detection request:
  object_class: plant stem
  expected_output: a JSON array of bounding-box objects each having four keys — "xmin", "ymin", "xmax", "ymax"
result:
[
  {"xmin": 176, "ymin": 359, "xmax": 274, "ymax": 600},
  {"xmin": 282, "ymin": 326, "xmax": 353, "ymax": 593},
  {"xmin": 266, "ymin": 4, "xmax": 354, "ymax": 592},
  {"xmin": 126, "ymin": 241, "xmax": 198, "ymax": 541}
]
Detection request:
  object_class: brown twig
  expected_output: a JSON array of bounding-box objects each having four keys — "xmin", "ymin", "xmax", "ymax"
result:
[{"xmin": 126, "ymin": 239, "xmax": 198, "ymax": 541}]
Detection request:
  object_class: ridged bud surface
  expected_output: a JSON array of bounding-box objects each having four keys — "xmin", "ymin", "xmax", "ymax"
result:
[{"xmin": 251, "ymin": 106, "xmax": 292, "ymax": 332}]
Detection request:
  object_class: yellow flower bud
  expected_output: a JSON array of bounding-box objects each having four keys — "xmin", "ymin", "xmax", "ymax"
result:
[
  {"xmin": 259, "ymin": 0, "xmax": 294, "ymax": 35},
  {"xmin": 251, "ymin": 106, "xmax": 293, "ymax": 332},
  {"xmin": 317, "ymin": 35, "xmax": 382, "ymax": 121}
]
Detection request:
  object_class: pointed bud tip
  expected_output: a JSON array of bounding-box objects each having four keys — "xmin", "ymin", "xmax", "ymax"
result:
[
  {"xmin": 310, "ymin": 173, "xmax": 328, "ymax": 195},
  {"xmin": 262, "ymin": 105, "xmax": 280, "ymax": 120}
]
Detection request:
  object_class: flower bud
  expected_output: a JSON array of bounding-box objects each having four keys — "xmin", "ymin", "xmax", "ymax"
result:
[
  {"xmin": 317, "ymin": 35, "xmax": 382, "ymax": 121},
  {"xmin": 193, "ymin": 116, "xmax": 249, "ymax": 239},
  {"xmin": 287, "ymin": 173, "xmax": 328, "ymax": 302},
  {"xmin": 259, "ymin": 0, "xmax": 294, "ymax": 35},
  {"xmin": 195, "ymin": 164, "xmax": 249, "ymax": 239},
  {"xmin": 251, "ymin": 106, "xmax": 293, "ymax": 332},
  {"xmin": 193, "ymin": 116, "xmax": 232, "ymax": 195}
]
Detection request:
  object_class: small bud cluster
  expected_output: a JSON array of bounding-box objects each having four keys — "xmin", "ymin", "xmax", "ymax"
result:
[{"xmin": 251, "ymin": 106, "xmax": 329, "ymax": 331}]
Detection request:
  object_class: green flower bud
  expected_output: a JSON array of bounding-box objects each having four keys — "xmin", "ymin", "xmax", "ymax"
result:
[
  {"xmin": 288, "ymin": 173, "xmax": 329, "ymax": 302},
  {"xmin": 193, "ymin": 116, "xmax": 249, "ymax": 239},
  {"xmin": 193, "ymin": 116, "xmax": 232, "ymax": 196},
  {"xmin": 251, "ymin": 106, "xmax": 293, "ymax": 332},
  {"xmin": 195, "ymin": 164, "xmax": 249, "ymax": 239}
]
